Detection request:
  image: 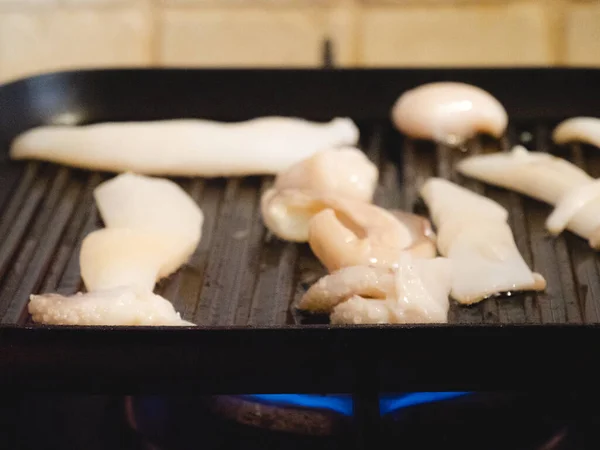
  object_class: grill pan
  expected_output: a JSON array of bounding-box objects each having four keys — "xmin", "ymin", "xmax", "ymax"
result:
[{"xmin": 1, "ymin": 68, "xmax": 600, "ymax": 394}]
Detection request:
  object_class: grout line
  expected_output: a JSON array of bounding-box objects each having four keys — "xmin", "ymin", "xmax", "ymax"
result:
[
  {"xmin": 349, "ymin": 0, "xmax": 362, "ymax": 67},
  {"xmin": 545, "ymin": 0, "xmax": 568, "ymax": 66},
  {"xmin": 148, "ymin": 0, "xmax": 161, "ymax": 66}
]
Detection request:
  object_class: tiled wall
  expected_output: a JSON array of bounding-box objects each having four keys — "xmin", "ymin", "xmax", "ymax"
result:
[{"xmin": 0, "ymin": 0, "xmax": 598, "ymax": 83}]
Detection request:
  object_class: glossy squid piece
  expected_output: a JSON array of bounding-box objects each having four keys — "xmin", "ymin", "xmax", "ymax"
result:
[
  {"xmin": 420, "ymin": 177, "xmax": 545, "ymax": 304},
  {"xmin": 553, "ymin": 117, "xmax": 600, "ymax": 149},
  {"xmin": 457, "ymin": 145, "xmax": 600, "ymax": 248},
  {"xmin": 82, "ymin": 173, "xmax": 204, "ymax": 291},
  {"xmin": 391, "ymin": 82, "xmax": 508, "ymax": 146},
  {"xmin": 298, "ymin": 254, "xmax": 452, "ymax": 324},
  {"xmin": 260, "ymin": 148, "xmax": 378, "ymax": 242},
  {"xmin": 28, "ymin": 286, "xmax": 193, "ymax": 326},
  {"xmin": 11, "ymin": 117, "xmax": 360, "ymax": 177},
  {"xmin": 308, "ymin": 204, "xmax": 436, "ymax": 272}
]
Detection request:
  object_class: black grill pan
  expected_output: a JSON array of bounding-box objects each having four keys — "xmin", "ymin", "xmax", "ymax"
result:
[{"xmin": 1, "ymin": 68, "xmax": 600, "ymax": 393}]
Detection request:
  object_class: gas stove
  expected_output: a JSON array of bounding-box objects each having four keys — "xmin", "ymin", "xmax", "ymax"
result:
[
  {"xmin": 6, "ymin": 392, "xmax": 597, "ymax": 450},
  {"xmin": 122, "ymin": 392, "xmax": 596, "ymax": 450},
  {"xmin": 0, "ymin": 384, "xmax": 596, "ymax": 450}
]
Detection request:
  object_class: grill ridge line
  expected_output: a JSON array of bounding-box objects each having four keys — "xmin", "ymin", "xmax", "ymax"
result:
[
  {"xmin": 534, "ymin": 124, "xmax": 581, "ymax": 323},
  {"xmin": 0, "ymin": 167, "xmax": 75, "ymax": 323},
  {"xmin": 158, "ymin": 178, "xmax": 206, "ymax": 321},
  {"xmin": 40, "ymin": 172, "xmax": 103, "ymax": 296},
  {"xmin": 0, "ymin": 163, "xmax": 43, "ymax": 283},
  {"xmin": 567, "ymin": 143, "xmax": 600, "ymax": 322}
]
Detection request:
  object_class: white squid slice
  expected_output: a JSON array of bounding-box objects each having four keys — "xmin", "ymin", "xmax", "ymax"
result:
[
  {"xmin": 261, "ymin": 189, "xmax": 410, "ymax": 243},
  {"xmin": 261, "ymin": 189, "xmax": 331, "ymax": 242},
  {"xmin": 330, "ymin": 295, "xmax": 394, "ymax": 324},
  {"xmin": 391, "ymin": 82, "xmax": 508, "ymax": 146},
  {"xmin": 263, "ymin": 190, "xmax": 411, "ymax": 252},
  {"xmin": 308, "ymin": 206, "xmax": 437, "ymax": 272},
  {"xmin": 80, "ymin": 228, "xmax": 194, "ymax": 292},
  {"xmin": 28, "ymin": 286, "xmax": 194, "ymax": 326},
  {"xmin": 420, "ymin": 178, "xmax": 545, "ymax": 304},
  {"xmin": 298, "ymin": 266, "xmax": 395, "ymax": 313},
  {"xmin": 415, "ymin": 176, "xmax": 507, "ymax": 256},
  {"xmin": 85, "ymin": 173, "xmax": 203, "ymax": 292},
  {"xmin": 271, "ymin": 147, "xmax": 378, "ymax": 203},
  {"xmin": 261, "ymin": 189, "xmax": 436, "ymax": 268},
  {"xmin": 260, "ymin": 148, "xmax": 378, "ymax": 242},
  {"xmin": 553, "ymin": 117, "xmax": 600, "ymax": 148},
  {"xmin": 546, "ymin": 180, "xmax": 600, "ymax": 235},
  {"xmin": 94, "ymin": 172, "xmax": 203, "ymax": 242},
  {"xmin": 457, "ymin": 146, "xmax": 600, "ymax": 246},
  {"xmin": 329, "ymin": 254, "xmax": 452, "ymax": 324},
  {"xmin": 457, "ymin": 145, "xmax": 592, "ymax": 205},
  {"xmin": 10, "ymin": 117, "xmax": 359, "ymax": 177},
  {"xmin": 443, "ymin": 222, "xmax": 546, "ymax": 304}
]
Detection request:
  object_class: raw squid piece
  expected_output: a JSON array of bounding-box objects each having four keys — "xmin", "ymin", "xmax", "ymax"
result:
[
  {"xmin": 29, "ymin": 174, "xmax": 204, "ymax": 326},
  {"xmin": 10, "ymin": 117, "xmax": 359, "ymax": 177},
  {"xmin": 28, "ymin": 286, "xmax": 193, "ymax": 326},
  {"xmin": 260, "ymin": 147, "xmax": 379, "ymax": 242},
  {"xmin": 94, "ymin": 172, "xmax": 203, "ymax": 243},
  {"xmin": 299, "ymin": 254, "xmax": 452, "ymax": 324},
  {"xmin": 308, "ymin": 206, "xmax": 436, "ymax": 271},
  {"xmin": 546, "ymin": 180, "xmax": 600, "ymax": 236},
  {"xmin": 298, "ymin": 266, "xmax": 396, "ymax": 313},
  {"xmin": 80, "ymin": 228, "xmax": 195, "ymax": 292},
  {"xmin": 553, "ymin": 117, "xmax": 600, "ymax": 149},
  {"xmin": 457, "ymin": 146, "xmax": 600, "ymax": 247},
  {"xmin": 391, "ymin": 82, "xmax": 508, "ymax": 146},
  {"xmin": 420, "ymin": 178, "xmax": 545, "ymax": 304},
  {"xmin": 262, "ymin": 189, "xmax": 398, "ymax": 244},
  {"xmin": 457, "ymin": 145, "xmax": 591, "ymax": 205},
  {"xmin": 261, "ymin": 185, "xmax": 437, "ymax": 269},
  {"xmin": 270, "ymin": 147, "xmax": 378, "ymax": 203},
  {"xmin": 86, "ymin": 173, "xmax": 204, "ymax": 291},
  {"xmin": 262, "ymin": 187, "xmax": 436, "ymax": 268}
]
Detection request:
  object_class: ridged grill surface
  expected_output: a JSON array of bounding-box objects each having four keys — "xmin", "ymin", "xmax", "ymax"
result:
[{"xmin": 1, "ymin": 121, "xmax": 599, "ymax": 327}]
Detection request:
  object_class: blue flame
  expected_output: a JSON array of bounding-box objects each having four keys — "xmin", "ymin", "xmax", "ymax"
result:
[
  {"xmin": 244, "ymin": 392, "xmax": 472, "ymax": 416},
  {"xmin": 379, "ymin": 392, "xmax": 471, "ymax": 415},
  {"xmin": 242, "ymin": 394, "xmax": 354, "ymax": 415}
]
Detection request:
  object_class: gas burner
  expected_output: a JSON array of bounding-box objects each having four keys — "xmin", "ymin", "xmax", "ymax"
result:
[
  {"xmin": 207, "ymin": 392, "xmax": 475, "ymax": 435},
  {"xmin": 125, "ymin": 395, "xmax": 350, "ymax": 450},
  {"xmin": 124, "ymin": 393, "xmax": 592, "ymax": 450},
  {"xmin": 125, "ymin": 392, "xmax": 472, "ymax": 439},
  {"xmin": 208, "ymin": 395, "xmax": 352, "ymax": 435}
]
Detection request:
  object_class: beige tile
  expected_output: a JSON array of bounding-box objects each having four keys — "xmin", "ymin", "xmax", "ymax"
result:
[
  {"xmin": 0, "ymin": 7, "xmax": 152, "ymax": 83},
  {"xmin": 0, "ymin": 0, "xmax": 56, "ymax": 8},
  {"xmin": 158, "ymin": 0, "xmax": 330, "ymax": 5},
  {"xmin": 565, "ymin": 2, "xmax": 600, "ymax": 66},
  {"xmin": 0, "ymin": 0, "xmax": 136, "ymax": 8},
  {"xmin": 0, "ymin": 0, "xmax": 49, "ymax": 4},
  {"xmin": 361, "ymin": 0, "xmax": 517, "ymax": 3},
  {"xmin": 58, "ymin": 0, "xmax": 142, "ymax": 5},
  {"xmin": 325, "ymin": 0, "xmax": 358, "ymax": 65},
  {"xmin": 160, "ymin": 7, "xmax": 329, "ymax": 67},
  {"xmin": 359, "ymin": 2, "xmax": 553, "ymax": 66}
]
